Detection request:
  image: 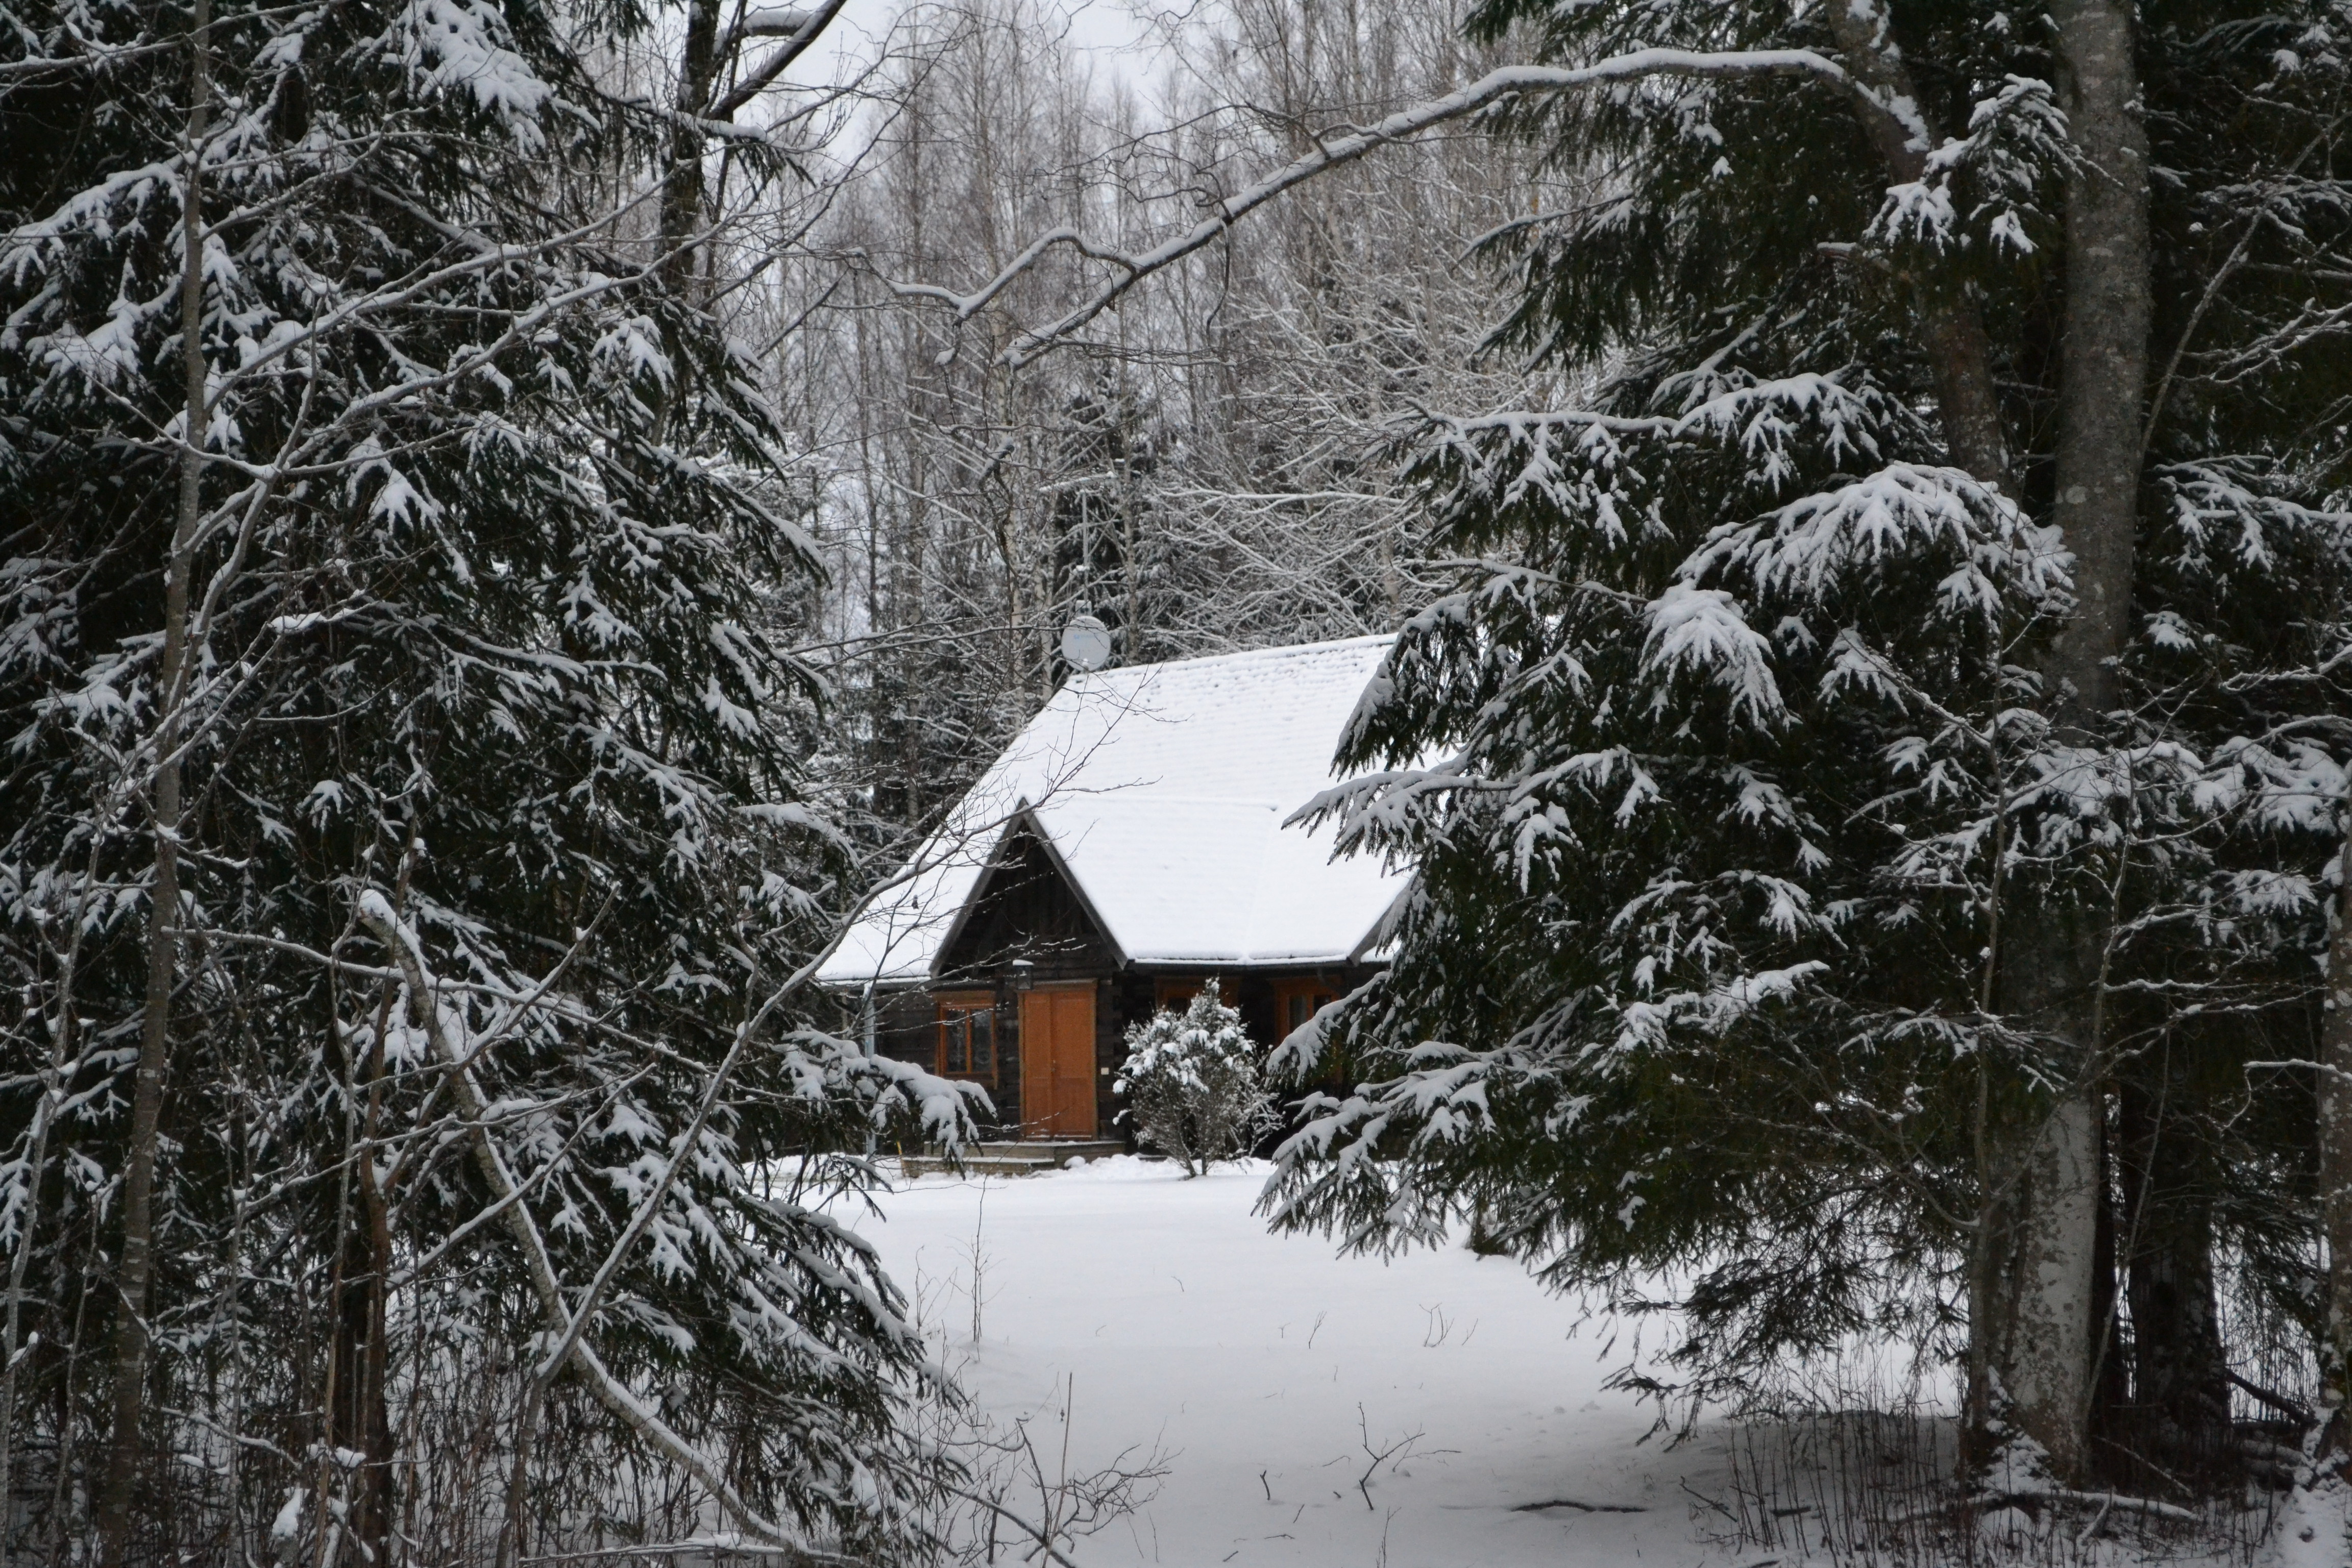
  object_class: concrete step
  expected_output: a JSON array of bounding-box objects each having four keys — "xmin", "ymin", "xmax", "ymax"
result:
[{"xmin": 900, "ymin": 1139, "xmax": 1126, "ymax": 1178}]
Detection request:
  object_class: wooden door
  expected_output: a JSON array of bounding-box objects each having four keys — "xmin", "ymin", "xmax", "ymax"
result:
[{"xmin": 1019, "ymin": 984, "xmax": 1097, "ymax": 1138}]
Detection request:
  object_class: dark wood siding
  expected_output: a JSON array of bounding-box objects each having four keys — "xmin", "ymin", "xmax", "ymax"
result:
[
  {"xmin": 844, "ymin": 820, "xmax": 1380, "ymax": 1144},
  {"xmin": 935, "ymin": 827, "xmax": 1118, "ymax": 984},
  {"xmin": 871, "ymin": 985, "xmax": 1024, "ymax": 1136}
]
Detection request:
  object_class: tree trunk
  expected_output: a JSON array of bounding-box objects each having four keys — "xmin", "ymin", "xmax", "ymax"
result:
[
  {"xmin": 1818, "ymin": 0, "xmax": 2012, "ymax": 491},
  {"xmin": 2089, "ymin": 1111, "xmax": 2128, "ymax": 1443},
  {"xmin": 2117, "ymin": 1075, "xmax": 2231, "ymax": 1474},
  {"xmin": 95, "ymin": 13, "xmax": 208, "ymax": 1562},
  {"xmin": 1972, "ymin": 1079, "xmax": 2103, "ymax": 1483},
  {"xmin": 329, "ymin": 1141, "xmax": 395, "ymax": 1557},
  {"xmin": 1968, "ymin": 0, "xmax": 2154, "ymax": 1488},
  {"xmin": 2045, "ymin": 0, "xmax": 2152, "ymax": 729},
  {"xmin": 660, "ymin": 0, "xmax": 722, "ymax": 293},
  {"xmin": 2125, "ymin": 1203, "xmax": 2230, "ymax": 1465},
  {"xmin": 1822, "ymin": 0, "xmax": 2148, "ymax": 1484},
  {"xmin": 2320, "ymin": 828, "xmax": 2352, "ymax": 1464}
]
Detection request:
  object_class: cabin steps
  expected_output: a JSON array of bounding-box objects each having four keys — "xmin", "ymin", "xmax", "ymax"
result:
[{"xmin": 898, "ymin": 1139, "xmax": 1127, "ymax": 1178}]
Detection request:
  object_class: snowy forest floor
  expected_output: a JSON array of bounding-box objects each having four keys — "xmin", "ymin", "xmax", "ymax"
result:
[{"xmin": 849, "ymin": 1156, "xmax": 2347, "ymax": 1568}]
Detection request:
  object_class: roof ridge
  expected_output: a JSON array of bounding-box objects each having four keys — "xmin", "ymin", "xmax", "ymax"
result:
[{"xmin": 1073, "ymin": 632, "xmax": 1394, "ymax": 684}]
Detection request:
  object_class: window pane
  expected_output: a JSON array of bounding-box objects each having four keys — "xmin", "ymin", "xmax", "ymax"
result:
[{"xmin": 972, "ymin": 1010, "xmax": 992, "ymax": 1073}]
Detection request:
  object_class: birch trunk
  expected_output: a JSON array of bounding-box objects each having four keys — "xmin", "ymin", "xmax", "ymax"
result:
[{"xmin": 95, "ymin": 12, "xmax": 208, "ymax": 1560}]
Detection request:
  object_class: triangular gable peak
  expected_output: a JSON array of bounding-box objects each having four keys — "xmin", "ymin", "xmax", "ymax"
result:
[
  {"xmin": 817, "ymin": 635, "xmax": 1411, "ymax": 990},
  {"xmin": 931, "ymin": 808, "xmax": 1124, "ymax": 982}
]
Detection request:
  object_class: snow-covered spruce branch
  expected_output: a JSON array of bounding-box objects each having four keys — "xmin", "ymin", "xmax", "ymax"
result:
[
  {"xmin": 351, "ymin": 893, "xmax": 831, "ymax": 1558},
  {"xmin": 192, "ymin": 198, "xmax": 671, "ymax": 423},
  {"xmin": 879, "ymin": 48, "xmax": 1890, "ymax": 367},
  {"xmin": 0, "ymin": 2, "xmax": 316, "ymax": 79},
  {"xmin": 351, "ymin": 793, "xmax": 1005, "ymax": 1305}
]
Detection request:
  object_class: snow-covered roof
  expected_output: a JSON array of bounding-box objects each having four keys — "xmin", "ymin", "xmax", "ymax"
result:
[{"xmin": 817, "ymin": 635, "xmax": 1408, "ymax": 988}]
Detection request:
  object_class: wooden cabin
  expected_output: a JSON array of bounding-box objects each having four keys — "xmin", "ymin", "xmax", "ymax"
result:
[{"xmin": 817, "ymin": 636, "xmax": 1409, "ymax": 1143}]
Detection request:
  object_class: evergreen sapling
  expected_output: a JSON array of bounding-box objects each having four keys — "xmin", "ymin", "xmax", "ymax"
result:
[{"xmin": 1116, "ymin": 983, "xmax": 1273, "ymax": 1176}]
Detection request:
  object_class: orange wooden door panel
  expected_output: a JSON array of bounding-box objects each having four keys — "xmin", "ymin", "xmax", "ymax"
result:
[
  {"xmin": 1019, "ymin": 984, "xmax": 1096, "ymax": 1138},
  {"xmin": 1051, "ymin": 987, "xmax": 1096, "ymax": 1136}
]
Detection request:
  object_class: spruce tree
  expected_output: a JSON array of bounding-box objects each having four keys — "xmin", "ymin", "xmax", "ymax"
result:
[
  {"xmin": 0, "ymin": 0, "xmax": 969, "ymax": 1558},
  {"xmin": 1260, "ymin": 0, "xmax": 2352, "ymax": 1489}
]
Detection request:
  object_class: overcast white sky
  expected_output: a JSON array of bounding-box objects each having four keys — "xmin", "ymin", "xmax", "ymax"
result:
[{"xmin": 802, "ymin": 0, "xmax": 1191, "ymax": 90}]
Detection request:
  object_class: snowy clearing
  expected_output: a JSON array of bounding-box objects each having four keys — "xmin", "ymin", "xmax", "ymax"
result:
[
  {"xmin": 864, "ymin": 1156, "xmax": 1688, "ymax": 1566},
  {"xmin": 854, "ymin": 1156, "xmax": 2342, "ymax": 1568},
  {"xmin": 855, "ymin": 1156, "xmax": 1791, "ymax": 1566}
]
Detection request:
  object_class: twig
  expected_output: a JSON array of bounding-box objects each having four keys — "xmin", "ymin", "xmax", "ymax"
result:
[
  {"xmin": 2227, "ymin": 1369, "xmax": 2316, "ymax": 1426},
  {"xmin": 2074, "ymin": 1492, "xmax": 2113, "ymax": 1549},
  {"xmin": 1354, "ymin": 1406, "xmax": 1424, "ymax": 1511}
]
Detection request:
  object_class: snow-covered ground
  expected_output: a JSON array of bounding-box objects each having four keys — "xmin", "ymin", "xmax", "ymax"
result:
[
  {"xmin": 856, "ymin": 1156, "xmax": 1784, "ymax": 1567},
  {"xmin": 852, "ymin": 1156, "xmax": 2346, "ymax": 1568}
]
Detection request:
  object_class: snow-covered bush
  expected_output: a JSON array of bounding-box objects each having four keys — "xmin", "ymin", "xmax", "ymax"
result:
[{"xmin": 1116, "ymin": 983, "xmax": 1273, "ymax": 1175}]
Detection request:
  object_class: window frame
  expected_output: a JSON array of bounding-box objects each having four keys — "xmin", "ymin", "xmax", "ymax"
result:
[
  {"xmin": 1271, "ymin": 978, "xmax": 1340, "ymax": 1041},
  {"xmin": 934, "ymin": 990, "xmax": 999, "ymax": 1085},
  {"xmin": 1154, "ymin": 975, "xmax": 1218, "ymax": 1012}
]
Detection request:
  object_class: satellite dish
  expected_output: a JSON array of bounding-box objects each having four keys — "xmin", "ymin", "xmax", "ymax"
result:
[{"xmin": 1060, "ymin": 614, "xmax": 1115, "ymax": 672}]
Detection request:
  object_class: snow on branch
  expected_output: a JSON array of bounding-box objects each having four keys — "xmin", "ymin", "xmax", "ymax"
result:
[
  {"xmin": 1641, "ymin": 583, "xmax": 1785, "ymax": 728},
  {"xmin": 879, "ymin": 48, "xmax": 1904, "ymax": 368},
  {"xmin": 1868, "ymin": 75, "xmax": 2068, "ymax": 258},
  {"xmin": 713, "ymin": 0, "xmax": 852, "ymax": 119},
  {"xmin": 377, "ymin": 0, "xmax": 556, "ymax": 137},
  {"xmin": 1684, "ymin": 463, "xmax": 2061, "ymax": 621}
]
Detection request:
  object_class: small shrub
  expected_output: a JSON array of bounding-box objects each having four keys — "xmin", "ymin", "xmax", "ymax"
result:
[{"xmin": 1115, "ymin": 982, "xmax": 1273, "ymax": 1175}]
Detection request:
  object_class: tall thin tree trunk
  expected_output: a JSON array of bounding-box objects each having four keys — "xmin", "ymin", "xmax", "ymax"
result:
[
  {"xmin": 0, "ymin": 1064, "xmax": 54, "ymax": 1557},
  {"xmin": 2320, "ymin": 826, "xmax": 2352, "ymax": 1464},
  {"xmin": 323, "ymin": 1017, "xmax": 396, "ymax": 1564},
  {"xmin": 1819, "ymin": 0, "xmax": 2142, "ymax": 1483},
  {"xmin": 96, "ymin": 7, "xmax": 209, "ymax": 1560},
  {"xmin": 349, "ymin": 1108, "xmax": 396, "ymax": 1558},
  {"xmin": 661, "ymin": 0, "xmax": 721, "ymax": 295},
  {"xmin": 2089, "ymin": 1111, "xmax": 2128, "ymax": 1442},
  {"xmin": 0, "ymin": 846, "xmax": 99, "ymax": 1557},
  {"xmin": 1965, "ymin": 0, "xmax": 2154, "ymax": 1488},
  {"xmin": 2045, "ymin": 0, "xmax": 2152, "ymax": 724}
]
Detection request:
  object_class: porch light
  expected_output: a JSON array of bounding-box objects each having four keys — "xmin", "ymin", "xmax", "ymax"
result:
[{"xmin": 1010, "ymin": 959, "xmax": 1036, "ymax": 991}]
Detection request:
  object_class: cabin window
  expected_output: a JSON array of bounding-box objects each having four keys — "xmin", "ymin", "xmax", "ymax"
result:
[
  {"xmin": 935, "ymin": 993, "xmax": 997, "ymax": 1083},
  {"xmin": 1154, "ymin": 977, "xmax": 1209, "ymax": 1012},
  {"xmin": 1273, "ymin": 981, "xmax": 1339, "ymax": 1040}
]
